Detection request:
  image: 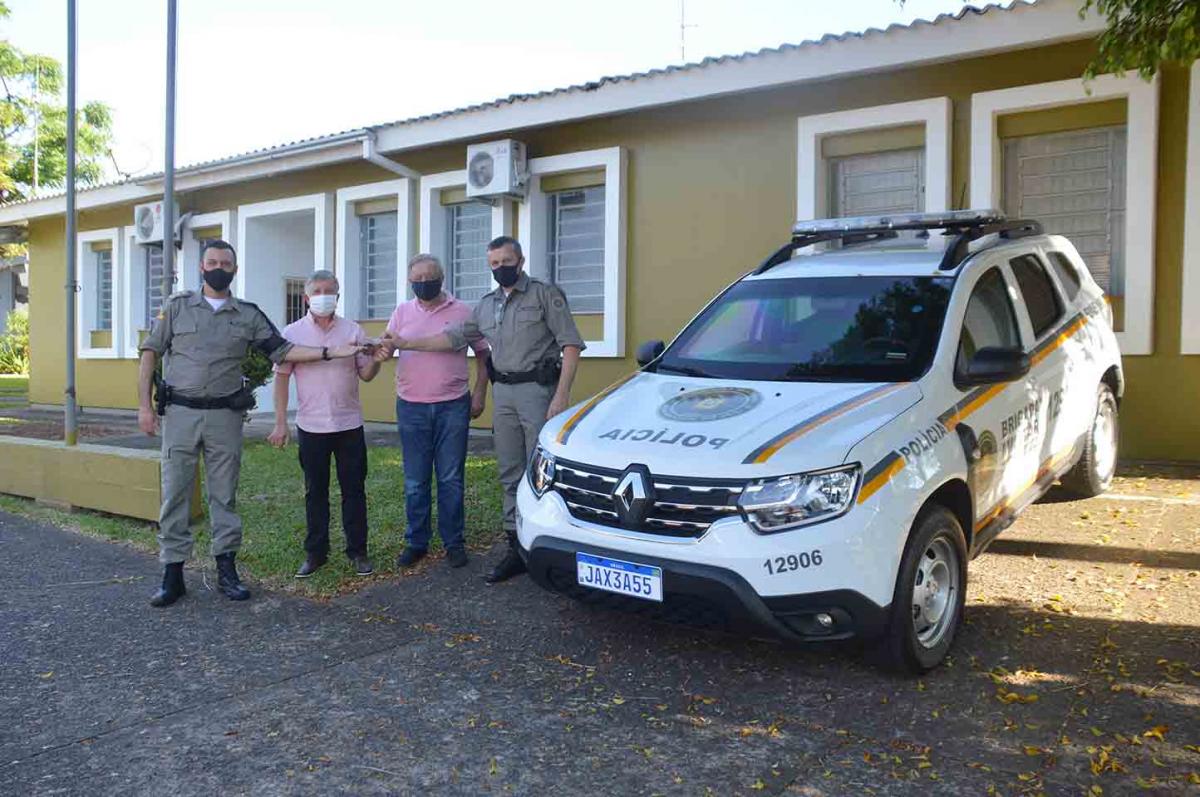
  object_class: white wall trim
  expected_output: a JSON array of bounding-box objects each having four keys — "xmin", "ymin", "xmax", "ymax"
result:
[
  {"xmin": 234, "ymin": 193, "xmax": 333, "ymax": 301},
  {"xmin": 181, "ymin": 209, "xmax": 236, "ymax": 295},
  {"xmin": 796, "ymin": 96, "xmax": 952, "ymax": 221},
  {"xmin": 334, "ymin": 179, "xmax": 413, "ymax": 321},
  {"xmin": 517, "ymin": 147, "xmax": 626, "ymax": 358},
  {"xmin": 1182, "ymin": 62, "xmax": 1200, "ymax": 354},
  {"xmin": 970, "ymin": 73, "xmax": 1160, "ymax": 355},
  {"xmin": 76, "ymin": 227, "xmax": 122, "ymax": 359}
]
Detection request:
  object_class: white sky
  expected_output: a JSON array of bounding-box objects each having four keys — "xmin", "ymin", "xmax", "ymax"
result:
[{"xmin": 4, "ymin": 0, "xmax": 984, "ymax": 179}]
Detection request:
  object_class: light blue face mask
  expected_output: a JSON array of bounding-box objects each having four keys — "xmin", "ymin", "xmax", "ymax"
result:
[{"xmin": 308, "ymin": 294, "xmax": 338, "ymax": 316}]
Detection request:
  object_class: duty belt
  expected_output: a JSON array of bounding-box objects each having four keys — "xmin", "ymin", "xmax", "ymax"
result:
[
  {"xmin": 486, "ymin": 358, "xmax": 561, "ymax": 386},
  {"xmin": 155, "ymin": 379, "xmax": 254, "ymax": 413}
]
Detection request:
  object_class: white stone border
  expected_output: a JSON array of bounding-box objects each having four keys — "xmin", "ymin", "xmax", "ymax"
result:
[
  {"xmin": 234, "ymin": 193, "xmax": 333, "ymax": 300},
  {"xmin": 796, "ymin": 97, "xmax": 953, "ymax": 221},
  {"xmin": 76, "ymin": 227, "xmax": 123, "ymax": 359},
  {"xmin": 1181, "ymin": 63, "xmax": 1200, "ymax": 354},
  {"xmin": 518, "ymin": 147, "xmax": 626, "ymax": 358},
  {"xmin": 970, "ymin": 73, "xmax": 1160, "ymax": 355},
  {"xmin": 334, "ymin": 179, "xmax": 413, "ymax": 321}
]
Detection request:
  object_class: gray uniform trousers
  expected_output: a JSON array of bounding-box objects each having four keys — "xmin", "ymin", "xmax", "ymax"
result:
[
  {"xmin": 157, "ymin": 404, "xmax": 245, "ymax": 564},
  {"xmin": 493, "ymin": 381, "xmax": 555, "ymax": 533}
]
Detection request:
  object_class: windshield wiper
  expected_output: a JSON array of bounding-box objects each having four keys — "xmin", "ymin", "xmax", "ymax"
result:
[{"xmin": 656, "ymin": 363, "xmax": 714, "ymax": 378}]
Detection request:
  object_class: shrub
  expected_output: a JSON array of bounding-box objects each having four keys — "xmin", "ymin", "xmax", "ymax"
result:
[{"xmin": 0, "ymin": 308, "xmax": 29, "ymax": 374}]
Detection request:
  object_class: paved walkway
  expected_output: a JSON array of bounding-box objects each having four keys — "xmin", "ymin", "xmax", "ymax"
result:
[{"xmin": 2, "ymin": 466, "xmax": 1199, "ymax": 795}]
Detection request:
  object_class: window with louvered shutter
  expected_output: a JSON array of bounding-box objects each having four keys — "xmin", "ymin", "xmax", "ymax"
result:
[
  {"xmin": 445, "ymin": 202, "xmax": 492, "ymax": 302},
  {"xmin": 829, "ymin": 148, "xmax": 926, "ymax": 217},
  {"xmin": 547, "ymin": 185, "xmax": 605, "ymax": 314},
  {"xmin": 360, "ymin": 212, "xmax": 397, "ymax": 318},
  {"xmin": 95, "ymin": 249, "xmax": 112, "ymax": 332},
  {"xmin": 1001, "ymin": 126, "xmax": 1126, "ymax": 295},
  {"xmin": 143, "ymin": 244, "xmax": 168, "ymax": 323}
]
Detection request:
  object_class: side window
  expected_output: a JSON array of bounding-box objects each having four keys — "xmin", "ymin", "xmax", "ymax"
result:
[
  {"xmin": 1010, "ymin": 254, "xmax": 1064, "ymax": 338},
  {"xmin": 957, "ymin": 268, "xmax": 1021, "ymax": 377},
  {"xmin": 1046, "ymin": 251, "xmax": 1082, "ymax": 302}
]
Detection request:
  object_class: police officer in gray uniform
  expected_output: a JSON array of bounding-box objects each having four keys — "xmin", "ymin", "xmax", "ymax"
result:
[
  {"xmin": 137, "ymin": 240, "xmax": 369, "ymax": 607},
  {"xmin": 384, "ymin": 236, "xmax": 584, "ymax": 583}
]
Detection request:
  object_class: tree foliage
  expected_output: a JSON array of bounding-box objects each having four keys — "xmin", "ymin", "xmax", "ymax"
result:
[
  {"xmin": 0, "ymin": 306, "xmax": 29, "ymax": 374},
  {"xmin": 1081, "ymin": 0, "xmax": 1200, "ymax": 80},
  {"xmin": 0, "ymin": 1, "xmax": 115, "ymax": 205}
]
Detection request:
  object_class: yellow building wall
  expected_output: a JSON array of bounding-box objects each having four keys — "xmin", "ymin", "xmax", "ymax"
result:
[{"xmin": 23, "ymin": 40, "xmax": 1200, "ymax": 460}]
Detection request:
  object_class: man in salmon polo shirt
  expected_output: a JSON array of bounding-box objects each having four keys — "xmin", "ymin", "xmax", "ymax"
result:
[
  {"xmin": 268, "ymin": 270, "xmax": 382, "ymax": 578},
  {"xmin": 382, "ymin": 253, "xmax": 490, "ymax": 569}
]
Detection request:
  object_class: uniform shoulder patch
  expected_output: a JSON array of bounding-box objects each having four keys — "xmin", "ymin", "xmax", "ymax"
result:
[{"xmin": 168, "ymin": 290, "xmax": 193, "ymax": 300}]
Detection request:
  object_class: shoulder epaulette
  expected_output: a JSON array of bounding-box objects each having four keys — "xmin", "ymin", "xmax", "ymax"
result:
[{"xmin": 168, "ymin": 290, "xmax": 193, "ymax": 301}]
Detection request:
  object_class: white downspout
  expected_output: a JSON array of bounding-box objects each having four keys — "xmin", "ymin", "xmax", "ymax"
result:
[{"xmin": 362, "ymin": 133, "xmax": 420, "ymax": 180}]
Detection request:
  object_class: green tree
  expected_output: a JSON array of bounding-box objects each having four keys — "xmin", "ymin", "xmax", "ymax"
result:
[
  {"xmin": 1080, "ymin": 0, "xmax": 1200, "ymax": 80},
  {"xmin": 0, "ymin": 1, "xmax": 115, "ymax": 206}
]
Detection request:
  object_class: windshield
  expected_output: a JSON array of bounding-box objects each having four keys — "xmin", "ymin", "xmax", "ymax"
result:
[{"xmin": 656, "ymin": 275, "xmax": 953, "ymax": 382}]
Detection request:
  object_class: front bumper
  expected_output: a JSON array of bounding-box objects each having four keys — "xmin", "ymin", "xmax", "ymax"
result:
[{"xmin": 523, "ymin": 535, "xmax": 890, "ymax": 643}]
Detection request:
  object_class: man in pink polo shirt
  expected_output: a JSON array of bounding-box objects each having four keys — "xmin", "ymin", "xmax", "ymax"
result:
[
  {"xmin": 379, "ymin": 253, "xmax": 490, "ymax": 569},
  {"xmin": 268, "ymin": 270, "xmax": 381, "ymax": 578}
]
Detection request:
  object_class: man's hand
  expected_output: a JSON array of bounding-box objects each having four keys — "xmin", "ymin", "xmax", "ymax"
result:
[
  {"xmin": 138, "ymin": 406, "xmax": 159, "ymax": 436},
  {"xmin": 373, "ymin": 339, "xmax": 396, "ymax": 363},
  {"xmin": 547, "ymin": 393, "xmax": 569, "ymax": 420},
  {"xmin": 267, "ymin": 423, "xmax": 290, "ymax": 449},
  {"xmin": 470, "ymin": 393, "xmax": 487, "ymax": 419}
]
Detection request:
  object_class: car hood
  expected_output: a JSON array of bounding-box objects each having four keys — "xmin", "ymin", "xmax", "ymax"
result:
[{"xmin": 541, "ymin": 372, "xmax": 922, "ymax": 478}]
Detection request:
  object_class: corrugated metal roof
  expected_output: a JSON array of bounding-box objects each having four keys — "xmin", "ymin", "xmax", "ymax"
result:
[{"xmin": 1, "ymin": 1, "xmax": 1028, "ymax": 211}]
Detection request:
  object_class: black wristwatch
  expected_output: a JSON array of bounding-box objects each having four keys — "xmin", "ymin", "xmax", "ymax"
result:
[{"xmin": 321, "ymin": 346, "xmax": 330, "ymax": 361}]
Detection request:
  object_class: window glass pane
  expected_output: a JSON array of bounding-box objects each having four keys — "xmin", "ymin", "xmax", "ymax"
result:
[
  {"xmin": 144, "ymin": 244, "xmax": 167, "ymax": 324},
  {"xmin": 360, "ymin": 212, "xmax": 397, "ymax": 319},
  {"xmin": 1001, "ymin": 125, "xmax": 1126, "ymax": 294},
  {"xmin": 1010, "ymin": 254, "xmax": 1064, "ymax": 338},
  {"xmin": 446, "ymin": 202, "xmax": 492, "ymax": 302},
  {"xmin": 829, "ymin": 148, "xmax": 925, "ymax": 216},
  {"xmin": 285, "ymin": 278, "xmax": 307, "ymax": 325},
  {"xmin": 547, "ymin": 185, "xmax": 605, "ymax": 313},
  {"xmin": 958, "ymin": 268, "xmax": 1020, "ymax": 372},
  {"xmin": 95, "ymin": 249, "xmax": 112, "ymax": 332},
  {"xmin": 1046, "ymin": 251, "xmax": 1082, "ymax": 301}
]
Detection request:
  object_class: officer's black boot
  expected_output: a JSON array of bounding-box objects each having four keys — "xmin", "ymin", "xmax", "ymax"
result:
[
  {"xmin": 214, "ymin": 552, "xmax": 251, "ymax": 601},
  {"xmin": 484, "ymin": 532, "xmax": 528, "ymax": 584},
  {"xmin": 149, "ymin": 562, "xmax": 186, "ymax": 608}
]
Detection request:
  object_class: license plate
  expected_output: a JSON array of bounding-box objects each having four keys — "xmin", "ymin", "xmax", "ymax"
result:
[{"xmin": 576, "ymin": 552, "xmax": 663, "ymax": 602}]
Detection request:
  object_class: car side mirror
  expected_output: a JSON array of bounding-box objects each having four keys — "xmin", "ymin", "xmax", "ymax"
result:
[
  {"xmin": 961, "ymin": 346, "xmax": 1030, "ymax": 386},
  {"xmin": 636, "ymin": 339, "xmax": 666, "ymax": 367}
]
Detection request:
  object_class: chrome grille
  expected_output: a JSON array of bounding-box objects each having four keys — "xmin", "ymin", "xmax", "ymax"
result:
[{"xmin": 553, "ymin": 459, "xmax": 745, "ymax": 538}]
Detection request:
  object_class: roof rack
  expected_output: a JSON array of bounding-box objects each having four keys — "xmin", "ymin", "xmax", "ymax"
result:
[{"xmin": 755, "ymin": 209, "xmax": 1043, "ymax": 275}]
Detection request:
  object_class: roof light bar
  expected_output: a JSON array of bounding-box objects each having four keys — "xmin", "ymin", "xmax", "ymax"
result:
[{"xmin": 791, "ymin": 209, "xmax": 1006, "ymax": 237}]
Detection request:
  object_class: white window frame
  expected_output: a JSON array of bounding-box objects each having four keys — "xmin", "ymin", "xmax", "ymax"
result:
[
  {"xmin": 76, "ymin": 227, "xmax": 122, "ymax": 359},
  {"xmin": 796, "ymin": 97, "xmax": 952, "ymax": 221},
  {"xmin": 181, "ymin": 210, "xmax": 236, "ymax": 294},
  {"xmin": 1181, "ymin": 62, "xmax": 1200, "ymax": 355},
  {"xmin": 970, "ymin": 74, "xmax": 1159, "ymax": 355},
  {"xmin": 419, "ymin": 168, "xmax": 512, "ymax": 305},
  {"xmin": 235, "ymin": 193, "xmax": 334, "ymax": 300},
  {"xmin": 518, "ymin": 146, "xmax": 626, "ymax": 358},
  {"xmin": 334, "ymin": 179, "xmax": 413, "ymax": 321}
]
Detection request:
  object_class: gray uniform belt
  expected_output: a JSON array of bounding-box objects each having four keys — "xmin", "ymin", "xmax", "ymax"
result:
[{"xmin": 167, "ymin": 390, "xmax": 251, "ymax": 411}]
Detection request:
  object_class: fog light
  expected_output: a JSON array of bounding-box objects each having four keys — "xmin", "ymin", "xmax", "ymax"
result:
[{"xmin": 815, "ymin": 612, "xmax": 834, "ymax": 628}]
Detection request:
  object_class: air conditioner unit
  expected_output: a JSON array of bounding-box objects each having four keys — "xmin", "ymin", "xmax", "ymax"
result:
[
  {"xmin": 132, "ymin": 200, "xmax": 180, "ymax": 246},
  {"xmin": 465, "ymin": 139, "xmax": 527, "ymax": 200}
]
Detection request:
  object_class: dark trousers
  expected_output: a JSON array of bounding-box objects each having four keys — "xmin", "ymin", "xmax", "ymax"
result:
[
  {"xmin": 297, "ymin": 425, "xmax": 369, "ymax": 559},
  {"xmin": 396, "ymin": 393, "xmax": 470, "ymax": 551}
]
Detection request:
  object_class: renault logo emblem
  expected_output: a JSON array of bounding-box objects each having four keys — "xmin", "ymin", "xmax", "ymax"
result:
[{"xmin": 612, "ymin": 465, "xmax": 654, "ymax": 529}]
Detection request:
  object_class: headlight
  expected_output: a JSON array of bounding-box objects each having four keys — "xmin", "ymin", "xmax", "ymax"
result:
[
  {"xmin": 738, "ymin": 464, "xmax": 860, "ymax": 533},
  {"xmin": 528, "ymin": 445, "xmax": 556, "ymax": 498}
]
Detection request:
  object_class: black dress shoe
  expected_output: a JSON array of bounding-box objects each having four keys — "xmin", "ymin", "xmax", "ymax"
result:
[
  {"xmin": 149, "ymin": 562, "xmax": 186, "ymax": 607},
  {"xmin": 446, "ymin": 547, "xmax": 468, "ymax": 568},
  {"xmin": 295, "ymin": 556, "xmax": 327, "ymax": 579},
  {"xmin": 352, "ymin": 555, "xmax": 374, "ymax": 576},
  {"xmin": 215, "ymin": 552, "xmax": 251, "ymax": 601},
  {"xmin": 484, "ymin": 548, "xmax": 527, "ymax": 584},
  {"xmin": 396, "ymin": 547, "xmax": 427, "ymax": 568}
]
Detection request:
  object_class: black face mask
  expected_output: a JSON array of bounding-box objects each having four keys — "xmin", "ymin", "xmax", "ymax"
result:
[
  {"xmin": 412, "ymin": 278, "xmax": 442, "ymax": 302},
  {"xmin": 491, "ymin": 265, "xmax": 520, "ymax": 288},
  {"xmin": 202, "ymin": 268, "xmax": 234, "ymax": 292}
]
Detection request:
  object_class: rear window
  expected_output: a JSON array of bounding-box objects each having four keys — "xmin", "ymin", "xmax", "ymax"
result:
[
  {"xmin": 1010, "ymin": 254, "xmax": 1064, "ymax": 338},
  {"xmin": 1046, "ymin": 251, "xmax": 1083, "ymax": 301}
]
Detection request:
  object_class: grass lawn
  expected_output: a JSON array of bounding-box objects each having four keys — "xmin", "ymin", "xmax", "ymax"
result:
[
  {"xmin": 0, "ymin": 440, "xmax": 505, "ymax": 596},
  {"xmin": 0, "ymin": 374, "xmax": 28, "ymax": 395}
]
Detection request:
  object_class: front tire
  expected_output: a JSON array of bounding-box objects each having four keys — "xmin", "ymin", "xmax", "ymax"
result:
[
  {"xmin": 1060, "ymin": 383, "xmax": 1118, "ymax": 498},
  {"xmin": 881, "ymin": 506, "xmax": 967, "ymax": 674}
]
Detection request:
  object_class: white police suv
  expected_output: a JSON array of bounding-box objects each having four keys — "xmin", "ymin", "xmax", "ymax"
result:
[{"xmin": 517, "ymin": 211, "xmax": 1122, "ymax": 672}]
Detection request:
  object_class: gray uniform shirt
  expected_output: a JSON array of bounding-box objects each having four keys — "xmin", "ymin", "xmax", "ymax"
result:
[
  {"xmin": 444, "ymin": 273, "xmax": 585, "ymax": 373},
  {"xmin": 140, "ymin": 291, "xmax": 293, "ymax": 398}
]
